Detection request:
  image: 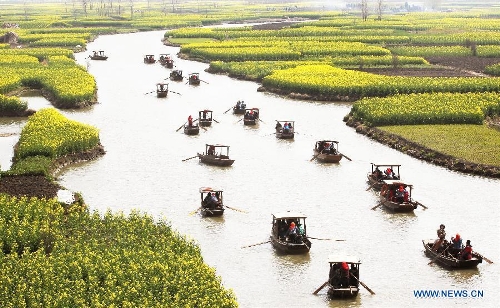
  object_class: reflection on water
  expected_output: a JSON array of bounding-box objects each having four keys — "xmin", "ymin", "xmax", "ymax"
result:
[{"xmin": 1, "ymin": 30, "xmax": 497, "ymax": 307}]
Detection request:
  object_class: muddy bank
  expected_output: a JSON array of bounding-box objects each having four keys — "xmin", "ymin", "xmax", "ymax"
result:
[
  {"xmin": 344, "ymin": 116, "xmax": 500, "ymax": 178},
  {"xmin": 0, "ymin": 144, "xmax": 106, "ymax": 199}
]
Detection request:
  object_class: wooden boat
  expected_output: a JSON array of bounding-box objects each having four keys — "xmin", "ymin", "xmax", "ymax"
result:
[
  {"xmin": 270, "ymin": 211, "xmax": 311, "ymax": 254},
  {"xmin": 313, "ymin": 140, "xmax": 342, "ymax": 163},
  {"xmin": 366, "ymin": 163, "xmax": 401, "ymax": 190},
  {"xmin": 188, "ymin": 73, "xmax": 201, "ymax": 85},
  {"xmin": 159, "ymin": 54, "xmax": 174, "ymax": 68},
  {"xmin": 422, "ymin": 239, "xmax": 482, "ymax": 269},
  {"xmin": 183, "ymin": 123, "xmax": 199, "ymax": 135},
  {"xmin": 170, "ymin": 69, "xmax": 183, "ymax": 81},
  {"xmin": 144, "ymin": 54, "xmax": 156, "ymax": 64},
  {"xmin": 232, "ymin": 101, "xmax": 246, "ymax": 114},
  {"xmin": 275, "ymin": 120, "xmax": 294, "ymax": 139},
  {"xmin": 90, "ymin": 50, "xmax": 108, "ymax": 60},
  {"xmin": 197, "ymin": 144, "xmax": 234, "ymax": 166},
  {"xmin": 199, "ymin": 187, "xmax": 225, "ymax": 217},
  {"xmin": 243, "ymin": 108, "xmax": 259, "ymax": 125},
  {"xmin": 378, "ymin": 179, "xmax": 418, "ymax": 212},
  {"xmin": 198, "ymin": 110, "xmax": 213, "ymax": 127},
  {"xmin": 156, "ymin": 83, "xmax": 168, "ymax": 98},
  {"xmin": 327, "ymin": 255, "xmax": 361, "ymax": 299}
]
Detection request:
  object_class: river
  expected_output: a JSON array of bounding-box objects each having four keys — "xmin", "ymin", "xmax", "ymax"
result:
[{"xmin": 2, "ymin": 30, "xmax": 499, "ymax": 308}]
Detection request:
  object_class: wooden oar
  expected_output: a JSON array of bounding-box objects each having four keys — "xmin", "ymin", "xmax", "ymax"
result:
[
  {"xmin": 201, "ymin": 80, "xmax": 209, "ymax": 84},
  {"xmin": 365, "ymin": 181, "xmax": 378, "ymax": 191},
  {"xmin": 241, "ymin": 240, "xmax": 270, "ymax": 249},
  {"xmin": 223, "ymin": 106, "xmax": 233, "ymax": 114},
  {"xmin": 474, "ymin": 251, "xmax": 493, "ymax": 264},
  {"xmin": 350, "ymin": 272, "xmax": 375, "ymax": 295},
  {"xmin": 414, "ymin": 200, "xmax": 428, "ymax": 209},
  {"xmin": 309, "ymin": 153, "xmax": 320, "ymax": 161},
  {"xmin": 182, "ymin": 155, "xmax": 198, "ymax": 162},
  {"xmin": 225, "ymin": 205, "xmax": 248, "ymax": 213},
  {"xmin": 258, "ymin": 118, "xmax": 265, "ymax": 124},
  {"xmin": 428, "ymin": 243, "xmax": 453, "ymax": 265},
  {"xmin": 307, "ymin": 236, "xmax": 345, "ymax": 241},
  {"xmin": 312, "ymin": 281, "xmax": 329, "ymax": 295},
  {"xmin": 235, "ymin": 118, "xmax": 243, "ymax": 124},
  {"xmin": 189, "ymin": 207, "xmax": 201, "ymax": 215},
  {"xmin": 340, "ymin": 153, "xmax": 353, "ymax": 161},
  {"xmin": 371, "ymin": 202, "xmax": 383, "ymax": 210},
  {"xmin": 212, "ymin": 118, "xmax": 220, "ymax": 123},
  {"xmin": 176, "ymin": 121, "xmax": 187, "ymax": 132},
  {"xmin": 143, "ymin": 90, "xmax": 155, "ymax": 95},
  {"xmin": 169, "ymin": 90, "xmax": 182, "ymax": 95}
]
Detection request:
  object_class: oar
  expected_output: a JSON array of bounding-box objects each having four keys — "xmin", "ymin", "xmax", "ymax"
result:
[
  {"xmin": 312, "ymin": 281, "xmax": 329, "ymax": 295},
  {"xmin": 185, "ymin": 80, "xmax": 189, "ymax": 85},
  {"xmin": 182, "ymin": 155, "xmax": 198, "ymax": 162},
  {"xmin": 201, "ymin": 80, "xmax": 209, "ymax": 84},
  {"xmin": 176, "ymin": 121, "xmax": 187, "ymax": 132},
  {"xmin": 212, "ymin": 118, "xmax": 220, "ymax": 123},
  {"xmin": 144, "ymin": 90, "xmax": 155, "ymax": 95},
  {"xmin": 428, "ymin": 243, "xmax": 453, "ymax": 265},
  {"xmin": 309, "ymin": 153, "xmax": 320, "ymax": 161},
  {"xmin": 258, "ymin": 118, "xmax": 265, "ymax": 124},
  {"xmin": 474, "ymin": 251, "xmax": 493, "ymax": 264},
  {"xmin": 371, "ymin": 202, "xmax": 383, "ymax": 210},
  {"xmin": 235, "ymin": 118, "xmax": 243, "ymax": 124},
  {"xmin": 189, "ymin": 207, "xmax": 202, "ymax": 215},
  {"xmin": 365, "ymin": 181, "xmax": 378, "ymax": 191},
  {"xmin": 170, "ymin": 90, "xmax": 182, "ymax": 95},
  {"xmin": 340, "ymin": 153, "xmax": 352, "ymax": 161},
  {"xmin": 241, "ymin": 240, "xmax": 270, "ymax": 249},
  {"xmin": 414, "ymin": 200, "xmax": 428, "ymax": 209},
  {"xmin": 307, "ymin": 236, "xmax": 345, "ymax": 241},
  {"xmin": 225, "ymin": 205, "xmax": 248, "ymax": 213},
  {"xmin": 223, "ymin": 106, "xmax": 233, "ymax": 114},
  {"xmin": 350, "ymin": 272, "xmax": 375, "ymax": 295}
]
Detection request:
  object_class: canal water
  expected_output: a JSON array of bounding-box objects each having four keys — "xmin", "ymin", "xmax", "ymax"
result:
[{"xmin": 2, "ymin": 30, "xmax": 498, "ymax": 307}]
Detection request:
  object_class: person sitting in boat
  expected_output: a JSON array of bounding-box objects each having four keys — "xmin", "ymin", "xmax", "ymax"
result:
[
  {"xmin": 285, "ymin": 221, "xmax": 298, "ymax": 242},
  {"xmin": 328, "ymin": 143, "xmax": 337, "ymax": 154},
  {"xmin": 349, "ymin": 264, "xmax": 358, "ymax": 287},
  {"xmin": 275, "ymin": 122, "xmax": 282, "ymax": 132},
  {"xmin": 188, "ymin": 115, "xmax": 193, "ymax": 127},
  {"xmin": 241, "ymin": 101, "xmax": 246, "ymax": 109},
  {"xmin": 283, "ymin": 122, "xmax": 289, "ymax": 133},
  {"xmin": 207, "ymin": 145, "xmax": 215, "ymax": 156},
  {"xmin": 236, "ymin": 101, "xmax": 241, "ymax": 109},
  {"xmin": 339, "ymin": 262, "xmax": 350, "ymax": 288},
  {"xmin": 317, "ymin": 141, "xmax": 325, "ymax": 152},
  {"xmin": 278, "ymin": 220, "xmax": 288, "ymax": 239},
  {"xmin": 372, "ymin": 167, "xmax": 383, "ymax": 180},
  {"xmin": 432, "ymin": 224, "xmax": 446, "ymax": 251},
  {"xmin": 205, "ymin": 193, "xmax": 220, "ymax": 209},
  {"xmin": 203, "ymin": 193, "xmax": 212, "ymax": 208},
  {"xmin": 460, "ymin": 240, "xmax": 473, "ymax": 260},
  {"xmin": 384, "ymin": 168, "xmax": 394, "ymax": 179},
  {"xmin": 451, "ymin": 234, "xmax": 463, "ymax": 250},
  {"xmin": 395, "ymin": 185, "xmax": 407, "ymax": 203},
  {"xmin": 322, "ymin": 142, "xmax": 330, "ymax": 154}
]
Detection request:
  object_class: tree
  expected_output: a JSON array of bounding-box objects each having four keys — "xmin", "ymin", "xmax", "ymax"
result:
[
  {"xmin": 376, "ymin": 0, "xmax": 383, "ymax": 21},
  {"xmin": 361, "ymin": 0, "xmax": 368, "ymax": 21}
]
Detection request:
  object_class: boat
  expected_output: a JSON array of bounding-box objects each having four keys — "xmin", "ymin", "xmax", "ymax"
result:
[
  {"xmin": 378, "ymin": 179, "xmax": 418, "ymax": 212},
  {"xmin": 197, "ymin": 144, "xmax": 234, "ymax": 166},
  {"xmin": 326, "ymin": 255, "xmax": 361, "ymax": 299},
  {"xmin": 170, "ymin": 69, "xmax": 183, "ymax": 81},
  {"xmin": 243, "ymin": 108, "xmax": 259, "ymax": 125},
  {"xmin": 275, "ymin": 120, "xmax": 295, "ymax": 139},
  {"xmin": 144, "ymin": 54, "xmax": 156, "ymax": 64},
  {"xmin": 422, "ymin": 239, "xmax": 482, "ymax": 269},
  {"xmin": 183, "ymin": 123, "xmax": 199, "ymax": 135},
  {"xmin": 90, "ymin": 50, "xmax": 108, "ymax": 60},
  {"xmin": 270, "ymin": 211, "xmax": 312, "ymax": 254},
  {"xmin": 199, "ymin": 187, "xmax": 225, "ymax": 217},
  {"xmin": 156, "ymin": 83, "xmax": 168, "ymax": 98},
  {"xmin": 198, "ymin": 110, "xmax": 213, "ymax": 127},
  {"xmin": 188, "ymin": 73, "xmax": 201, "ymax": 85},
  {"xmin": 232, "ymin": 100, "xmax": 246, "ymax": 114},
  {"xmin": 313, "ymin": 140, "xmax": 343, "ymax": 163},
  {"xmin": 159, "ymin": 54, "xmax": 174, "ymax": 68},
  {"xmin": 367, "ymin": 163, "xmax": 401, "ymax": 190}
]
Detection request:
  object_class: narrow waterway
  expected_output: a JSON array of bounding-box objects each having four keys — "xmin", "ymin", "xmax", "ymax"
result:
[{"xmin": 2, "ymin": 30, "xmax": 498, "ymax": 307}]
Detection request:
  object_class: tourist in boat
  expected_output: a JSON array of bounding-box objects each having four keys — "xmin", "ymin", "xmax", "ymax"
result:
[
  {"xmin": 432, "ymin": 224, "xmax": 446, "ymax": 251},
  {"xmin": 384, "ymin": 168, "xmax": 394, "ymax": 179},
  {"xmin": 275, "ymin": 122, "xmax": 282, "ymax": 131},
  {"xmin": 372, "ymin": 167, "xmax": 383, "ymax": 180},
  {"xmin": 241, "ymin": 101, "xmax": 246, "ymax": 109},
  {"xmin": 451, "ymin": 234, "xmax": 463, "ymax": 249},
  {"xmin": 460, "ymin": 240, "xmax": 473, "ymax": 260},
  {"xmin": 236, "ymin": 100, "xmax": 241, "ymax": 109},
  {"xmin": 283, "ymin": 122, "xmax": 289, "ymax": 133},
  {"xmin": 395, "ymin": 185, "xmax": 407, "ymax": 203},
  {"xmin": 207, "ymin": 145, "xmax": 215, "ymax": 156},
  {"xmin": 339, "ymin": 262, "xmax": 350, "ymax": 288},
  {"xmin": 188, "ymin": 115, "xmax": 193, "ymax": 127},
  {"xmin": 286, "ymin": 221, "xmax": 298, "ymax": 242}
]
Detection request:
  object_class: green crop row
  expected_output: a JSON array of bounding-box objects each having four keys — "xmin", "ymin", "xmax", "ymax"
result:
[
  {"xmin": 15, "ymin": 108, "xmax": 100, "ymax": 161},
  {"xmin": 0, "ymin": 195, "xmax": 238, "ymax": 307},
  {"xmin": 485, "ymin": 63, "xmax": 500, "ymax": 76},
  {"xmin": 351, "ymin": 92, "xmax": 500, "ymax": 126},
  {"xmin": 0, "ymin": 94, "xmax": 27, "ymax": 114}
]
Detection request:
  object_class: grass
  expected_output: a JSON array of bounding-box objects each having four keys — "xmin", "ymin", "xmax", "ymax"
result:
[{"xmin": 379, "ymin": 124, "xmax": 500, "ymax": 166}]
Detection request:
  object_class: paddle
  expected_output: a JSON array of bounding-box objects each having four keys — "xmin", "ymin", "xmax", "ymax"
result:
[
  {"xmin": 307, "ymin": 236, "xmax": 345, "ymax": 241},
  {"xmin": 258, "ymin": 118, "xmax": 265, "ymax": 124},
  {"xmin": 474, "ymin": 251, "xmax": 493, "ymax": 264},
  {"xmin": 225, "ymin": 205, "xmax": 248, "ymax": 213},
  {"xmin": 170, "ymin": 90, "xmax": 182, "ymax": 95},
  {"xmin": 340, "ymin": 153, "xmax": 353, "ymax": 161},
  {"xmin": 312, "ymin": 281, "xmax": 329, "ymax": 295},
  {"xmin": 212, "ymin": 118, "xmax": 220, "ymax": 123},
  {"xmin": 350, "ymin": 272, "xmax": 375, "ymax": 295},
  {"xmin": 223, "ymin": 106, "xmax": 233, "ymax": 114},
  {"xmin": 182, "ymin": 155, "xmax": 198, "ymax": 162},
  {"xmin": 365, "ymin": 181, "xmax": 378, "ymax": 191},
  {"xmin": 241, "ymin": 240, "xmax": 270, "ymax": 249},
  {"xmin": 201, "ymin": 80, "xmax": 209, "ymax": 84},
  {"xmin": 428, "ymin": 243, "xmax": 453, "ymax": 265},
  {"xmin": 189, "ymin": 207, "xmax": 202, "ymax": 215},
  {"xmin": 310, "ymin": 153, "xmax": 320, "ymax": 161},
  {"xmin": 143, "ymin": 90, "xmax": 155, "ymax": 95},
  {"xmin": 235, "ymin": 118, "xmax": 243, "ymax": 124},
  {"xmin": 176, "ymin": 121, "xmax": 187, "ymax": 132},
  {"xmin": 414, "ymin": 200, "xmax": 428, "ymax": 209},
  {"xmin": 371, "ymin": 202, "xmax": 383, "ymax": 210}
]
